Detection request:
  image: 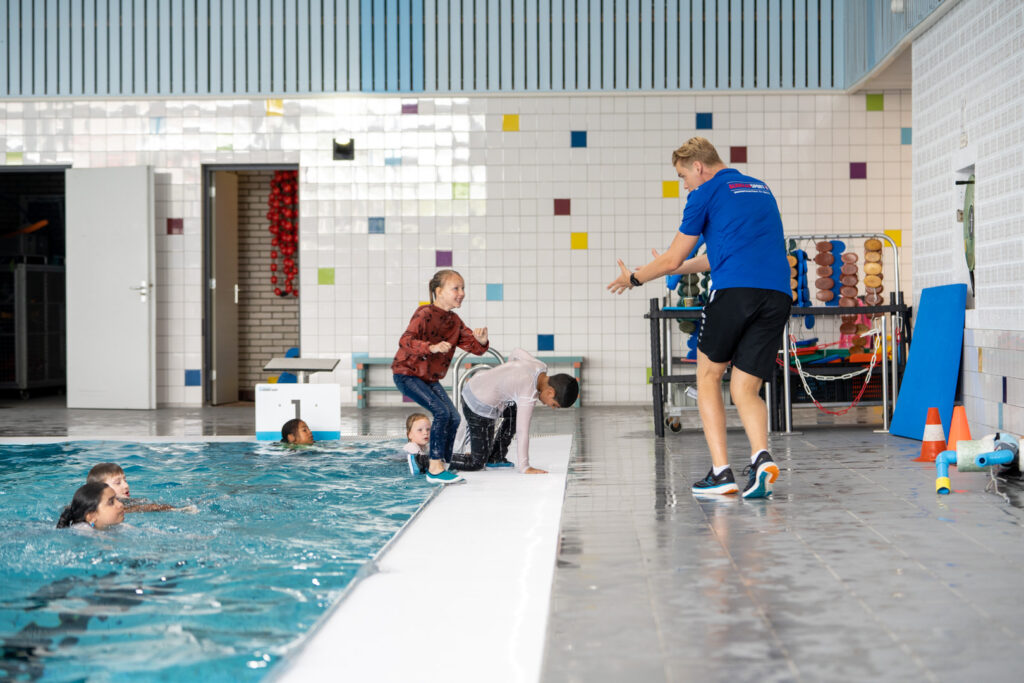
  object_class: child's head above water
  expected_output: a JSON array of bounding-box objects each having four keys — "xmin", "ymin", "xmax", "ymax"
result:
[
  {"xmin": 281, "ymin": 418, "xmax": 314, "ymax": 445},
  {"xmin": 406, "ymin": 413, "xmax": 430, "ymax": 448},
  {"xmin": 428, "ymin": 269, "xmax": 464, "ymax": 310},
  {"xmin": 57, "ymin": 482, "xmax": 125, "ymax": 529},
  {"xmin": 87, "ymin": 462, "xmax": 129, "ymax": 498}
]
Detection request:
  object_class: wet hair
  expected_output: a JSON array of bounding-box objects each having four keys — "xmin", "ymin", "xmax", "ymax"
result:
[
  {"xmin": 281, "ymin": 418, "xmax": 305, "ymax": 442},
  {"xmin": 406, "ymin": 412, "xmax": 430, "ymax": 437},
  {"xmin": 671, "ymin": 137, "xmax": 724, "ymax": 168},
  {"xmin": 428, "ymin": 269, "xmax": 462, "ymax": 304},
  {"xmin": 548, "ymin": 374, "xmax": 580, "ymax": 408},
  {"xmin": 57, "ymin": 482, "xmax": 111, "ymax": 528},
  {"xmin": 86, "ymin": 462, "xmax": 124, "ymax": 484}
]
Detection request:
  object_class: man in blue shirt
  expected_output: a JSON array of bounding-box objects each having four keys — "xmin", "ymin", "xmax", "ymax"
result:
[{"xmin": 608, "ymin": 137, "xmax": 791, "ymax": 499}]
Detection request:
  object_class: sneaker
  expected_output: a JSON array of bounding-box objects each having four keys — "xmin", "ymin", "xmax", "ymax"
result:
[
  {"xmin": 691, "ymin": 467, "xmax": 738, "ymax": 495},
  {"xmin": 741, "ymin": 451, "xmax": 780, "ymax": 499},
  {"xmin": 486, "ymin": 460, "xmax": 514, "ymax": 468},
  {"xmin": 426, "ymin": 469, "xmax": 465, "ymax": 485},
  {"xmin": 407, "ymin": 452, "xmax": 419, "ymax": 475}
]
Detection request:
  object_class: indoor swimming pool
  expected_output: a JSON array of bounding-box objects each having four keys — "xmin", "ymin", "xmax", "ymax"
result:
[{"xmin": 0, "ymin": 439, "xmax": 433, "ymax": 681}]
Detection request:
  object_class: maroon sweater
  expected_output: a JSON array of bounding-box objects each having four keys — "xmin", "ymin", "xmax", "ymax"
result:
[{"xmin": 392, "ymin": 305, "xmax": 489, "ymax": 382}]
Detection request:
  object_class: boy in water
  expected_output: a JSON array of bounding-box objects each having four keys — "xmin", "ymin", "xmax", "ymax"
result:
[{"xmin": 86, "ymin": 463, "xmax": 180, "ymax": 513}]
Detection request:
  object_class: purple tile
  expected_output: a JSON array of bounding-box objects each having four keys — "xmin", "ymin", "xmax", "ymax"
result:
[
  {"xmin": 401, "ymin": 103, "xmax": 419, "ymax": 115},
  {"xmin": 850, "ymin": 162, "xmax": 867, "ymax": 179},
  {"xmin": 436, "ymin": 250, "xmax": 453, "ymax": 267},
  {"xmin": 554, "ymin": 198, "xmax": 571, "ymax": 216},
  {"xmin": 730, "ymin": 146, "xmax": 747, "ymax": 163},
  {"xmin": 167, "ymin": 218, "xmax": 183, "ymax": 235}
]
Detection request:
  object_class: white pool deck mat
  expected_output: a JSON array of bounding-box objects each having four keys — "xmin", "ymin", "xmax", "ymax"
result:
[{"xmin": 272, "ymin": 434, "xmax": 573, "ymax": 683}]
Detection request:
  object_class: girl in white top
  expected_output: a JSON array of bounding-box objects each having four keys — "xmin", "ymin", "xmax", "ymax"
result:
[
  {"xmin": 460, "ymin": 348, "xmax": 579, "ymax": 473},
  {"xmin": 403, "ymin": 413, "xmax": 431, "ymax": 475}
]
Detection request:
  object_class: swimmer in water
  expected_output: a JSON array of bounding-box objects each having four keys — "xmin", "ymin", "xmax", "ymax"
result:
[
  {"xmin": 87, "ymin": 463, "xmax": 187, "ymax": 513},
  {"xmin": 56, "ymin": 482, "xmax": 125, "ymax": 529},
  {"xmin": 281, "ymin": 418, "xmax": 315, "ymax": 445}
]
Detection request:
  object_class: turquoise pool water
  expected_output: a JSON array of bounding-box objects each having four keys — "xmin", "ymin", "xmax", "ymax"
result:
[{"xmin": 0, "ymin": 440, "xmax": 433, "ymax": 682}]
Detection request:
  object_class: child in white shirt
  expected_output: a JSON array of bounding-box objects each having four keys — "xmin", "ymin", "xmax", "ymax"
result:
[{"xmin": 403, "ymin": 413, "xmax": 431, "ymax": 475}]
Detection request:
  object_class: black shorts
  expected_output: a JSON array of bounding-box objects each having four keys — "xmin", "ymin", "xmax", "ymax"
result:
[{"xmin": 697, "ymin": 288, "xmax": 791, "ymax": 380}]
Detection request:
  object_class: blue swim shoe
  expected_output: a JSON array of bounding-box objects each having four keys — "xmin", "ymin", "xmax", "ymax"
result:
[
  {"xmin": 691, "ymin": 467, "xmax": 739, "ymax": 495},
  {"xmin": 741, "ymin": 451, "xmax": 780, "ymax": 499},
  {"xmin": 426, "ymin": 469, "xmax": 465, "ymax": 485}
]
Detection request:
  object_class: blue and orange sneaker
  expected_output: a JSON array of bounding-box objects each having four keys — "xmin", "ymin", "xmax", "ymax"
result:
[
  {"xmin": 741, "ymin": 450, "xmax": 779, "ymax": 499},
  {"xmin": 691, "ymin": 467, "xmax": 739, "ymax": 495}
]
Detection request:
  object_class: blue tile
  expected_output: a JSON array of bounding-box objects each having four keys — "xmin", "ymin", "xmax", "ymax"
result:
[
  {"xmin": 538, "ymin": 334, "xmax": 554, "ymax": 352},
  {"xmin": 184, "ymin": 369, "xmax": 201, "ymax": 386},
  {"xmin": 384, "ymin": 156, "xmax": 402, "ymax": 166},
  {"xmin": 571, "ymin": 130, "xmax": 587, "ymax": 148},
  {"xmin": 368, "ymin": 217, "xmax": 385, "ymax": 234},
  {"xmin": 696, "ymin": 113, "xmax": 713, "ymax": 130},
  {"xmin": 901, "ymin": 127, "xmax": 912, "ymax": 145},
  {"xmin": 487, "ymin": 283, "xmax": 504, "ymax": 301}
]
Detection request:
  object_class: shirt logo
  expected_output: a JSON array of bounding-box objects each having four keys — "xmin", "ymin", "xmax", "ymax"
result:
[{"xmin": 728, "ymin": 181, "xmax": 770, "ymax": 195}]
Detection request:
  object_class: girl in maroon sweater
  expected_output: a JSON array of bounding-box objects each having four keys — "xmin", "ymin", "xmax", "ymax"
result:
[{"xmin": 392, "ymin": 269, "xmax": 488, "ymax": 484}]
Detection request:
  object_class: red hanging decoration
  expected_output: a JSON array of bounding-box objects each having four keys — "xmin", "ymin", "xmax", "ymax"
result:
[{"xmin": 266, "ymin": 170, "xmax": 299, "ymax": 298}]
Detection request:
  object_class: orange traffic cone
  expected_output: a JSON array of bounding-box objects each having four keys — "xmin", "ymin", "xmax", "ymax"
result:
[
  {"xmin": 946, "ymin": 405, "xmax": 972, "ymax": 451},
  {"xmin": 914, "ymin": 407, "xmax": 946, "ymax": 462}
]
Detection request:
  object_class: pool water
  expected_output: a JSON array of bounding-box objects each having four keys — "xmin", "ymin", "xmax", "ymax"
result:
[{"xmin": 0, "ymin": 440, "xmax": 433, "ymax": 682}]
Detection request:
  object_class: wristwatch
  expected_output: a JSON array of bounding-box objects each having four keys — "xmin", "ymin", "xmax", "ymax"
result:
[{"xmin": 629, "ymin": 273, "xmax": 642, "ymax": 288}]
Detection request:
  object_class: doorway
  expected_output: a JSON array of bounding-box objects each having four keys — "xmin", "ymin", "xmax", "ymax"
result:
[{"xmin": 202, "ymin": 165, "xmax": 300, "ymax": 405}]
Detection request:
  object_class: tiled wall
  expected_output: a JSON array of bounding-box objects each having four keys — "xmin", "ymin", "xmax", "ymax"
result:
[
  {"xmin": 912, "ymin": 0, "xmax": 1024, "ymax": 435},
  {"xmin": 0, "ymin": 91, "xmax": 912, "ymax": 406}
]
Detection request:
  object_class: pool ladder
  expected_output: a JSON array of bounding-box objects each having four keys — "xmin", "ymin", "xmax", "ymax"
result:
[{"xmin": 452, "ymin": 347, "xmax": 505, "ymax": 414}]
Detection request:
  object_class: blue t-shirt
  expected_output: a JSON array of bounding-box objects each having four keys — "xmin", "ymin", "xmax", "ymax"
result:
[{"xmin": 678, "ymin": 168, "xmax": 790, "ymax": 296}]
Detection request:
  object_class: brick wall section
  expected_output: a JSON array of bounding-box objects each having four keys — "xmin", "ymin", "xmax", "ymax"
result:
[{"xmin": 237, "ymin": 170, "xmax": 299, "ymax": 401}]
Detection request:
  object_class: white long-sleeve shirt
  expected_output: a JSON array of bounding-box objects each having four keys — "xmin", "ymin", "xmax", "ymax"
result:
[{"xmin": 461, "ymin": 348, "xmax": 546, "ymax": 471}]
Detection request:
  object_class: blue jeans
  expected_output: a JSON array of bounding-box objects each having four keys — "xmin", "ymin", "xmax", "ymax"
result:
[{"xmin": 392, "ymin": 374, "xmax": 459, "ymax": 463}]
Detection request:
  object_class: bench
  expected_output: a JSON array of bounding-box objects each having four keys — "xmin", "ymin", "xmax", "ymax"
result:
[{"xmin": 352, "ymin": 354, "xmax": 584, "ymax": 408}]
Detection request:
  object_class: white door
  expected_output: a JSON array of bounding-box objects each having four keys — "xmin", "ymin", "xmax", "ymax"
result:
[
  {"xmin": 65, "ymin": 167, "xmax": 155, "ymax": 409},
  {"xmin": 210, "ymin": 171, "xmax": 239, "ymax": 405}
]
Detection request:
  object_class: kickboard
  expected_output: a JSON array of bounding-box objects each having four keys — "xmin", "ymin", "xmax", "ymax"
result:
[{"xmin": 889, "ymin": 284, "xmax": 967, "ymax": 439}]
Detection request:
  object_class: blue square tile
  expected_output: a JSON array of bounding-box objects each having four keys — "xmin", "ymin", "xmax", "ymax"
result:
[
  {"xmin": 538, "ymin": 334, "xmax": 554, "ymax": 352},
  {"xmin": 184, "ymin": 369, "xmax": 201, "ymax": 386},
  {"xmin": 696, "ymin": 113, "xmax": 713, "ymax": 130},
  {"xmin": 486, "ymin": 283, "xmax": 504, "ymax": 301},
  {"xmin": 901, "ymin": 127, "xmax": 912, "ymax": 145},
  {"xmin": 384, "ymin": 156, "xmax": 402, "ymax": 166},
  {"xmin": 571, "ymin": 130, "xmax": 587, "ymax": 148},
  {"xmin": 368, "ymin": 217, "xmax": 385, "ymax": 234}
]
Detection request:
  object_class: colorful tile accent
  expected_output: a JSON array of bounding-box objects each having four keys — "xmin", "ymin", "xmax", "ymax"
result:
[
  {"xmin": 401, "ymin": 102, "xmax": 419, "ymax": 115},
  {"xmin": 184, "ymin": 369, "xmax": 201, "ymax": 386},
  {"xmin": 5, "ymin": 152, "xmax": 23, "ymax": 165},
  {"xmin": 318, "ymin": 267, "xmax": 335, "ymax": 285},
  {"xmin": 884, "ymin": 229, "xmax": 902, "ymax": 247},
  {"xmin": 436, "ymin": 250, "xmax": 453, "ymax": 267},
  {"xmin": 486, "ymin": 283, "xmax": 504, "ymax": 301},
  {"xmin": 554, "ymin": 199, "xmax": 571, "ymax": 216},
  {"xmin": 384, "ymin": 157, "xmax": 402, "ymax": 166},
  {"xmin": 646, "ymin": 367, "xmax": 652, "ymax": 384},
  {"xmin": 266, "ymin": 99, "xmax": 284, "ymax": 116},
  {"xmin": 166, "ymin": 218, "xmax": 183, "ymax": 235},
  {"xmin": 662, "ymin": 181, "xmax": 679, "ymax": 198},
  {"xmin": 150, "ymin": 117, "xmax": 165, "ymax": 134},
  {"xmin": 696, "ymin": 113, "xmax": 713, "ymax": 129},
  {"xmin": 901, "ymin": 127, "xmax": 912, "ymax": 145},
  {"xmin": 850, "ymin": 162, "xmax": 867, "ymax": 179},
  {"xmin": 402, "ymin": 394, "xmax": 414, "ymax": 403},
  {"xmin": 502, "ymin": 114, "xmax": 520, "ymax": 131},
  {"xmin": 571, "ymin": 131, "xmax": 587, "ymax": 148},
  {"xmin": 730, "ymin": 146, "xmax": 748, "ymax": 163},
  {"xmin": 452, "ymin": 182, "xmax": 470, "ymax": 199},
  {"xmin": 866, "ymin": 94, "xmax": 884, "ymax": 111},
  {"xmin": 368, "ymin": 217, "xmax": 386, "ymax": 234},
  {"xmin": 538, "ymin": 334, "xmax": 554, "ymax": 352},
  {"xmin": 570, "ymin": 232, "xmax": 588, "ymax": 250}
]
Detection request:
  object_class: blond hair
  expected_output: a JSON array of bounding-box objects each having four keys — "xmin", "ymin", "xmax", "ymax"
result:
[
  {"xmin": 406, "ymin": 412, "xmax": 430, "ymax": 437},
  {"xmin": 671, "ymin": 137, "xmax": 724, "ymax": 168},
  {"xmin": 86, "ymin": 462, "xmax": 124, "ymax": 484}
]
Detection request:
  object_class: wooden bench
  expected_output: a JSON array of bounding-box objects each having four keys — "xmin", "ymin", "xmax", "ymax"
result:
[{"xmin": 352, "ymin": 354, "xmax": 584, "ymax": 408}]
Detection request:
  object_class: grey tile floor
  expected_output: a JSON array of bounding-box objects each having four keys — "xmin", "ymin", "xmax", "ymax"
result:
[{"xmin": 3, "ymin": 394, "xmax": 1023, "ymax": 682}]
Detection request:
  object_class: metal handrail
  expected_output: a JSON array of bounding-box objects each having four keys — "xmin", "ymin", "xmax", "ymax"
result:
[{"xmin": 451, "ymin": 347, "xmax": 505, "ymax": 413}]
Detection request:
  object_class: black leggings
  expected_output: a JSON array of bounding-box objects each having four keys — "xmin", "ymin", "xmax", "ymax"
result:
[{"xmin": 451, "ymin": 403, "xmax": 517, "ymax": 471}]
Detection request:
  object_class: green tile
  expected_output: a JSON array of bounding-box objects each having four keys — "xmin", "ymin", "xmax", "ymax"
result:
[
  {"xmin": 318, "ymin": 267, "xmax": 335, "ymax": 285},
  {"xmin": 866, "ymin": 94, "xmax": 884, "ymax": 111},
  {"xmin": 452, "ymin": 182, "xmax": 470, "ymax": 200},
  {"xmin": 5, "ymin": 152, "xmax": 24, "ymax": 165}
]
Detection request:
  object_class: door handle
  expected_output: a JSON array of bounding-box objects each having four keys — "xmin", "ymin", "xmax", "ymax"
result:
[{"xmin": 129, "ymin": 281, "xmax": 151, "ymax": 303}]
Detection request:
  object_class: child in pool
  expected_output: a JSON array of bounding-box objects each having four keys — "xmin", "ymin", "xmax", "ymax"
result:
[
  {"xmin": 392, "ymin": 269, "xmax": 489, "ymax": 485},
  {"xmin": 456, "ymin": 348, "xmax": 580, "ymax": 474},
  {"xmin": 403, "ymin": 413, "xmax": 431, "ymax": 475},
  {"xmin": 87, "ymin": 463, "xmax": 188, "ymax": 513},
  {"xmin": 281, "ymin": 418, "xmax": 315, "ymax": 445},
  {"xmin": 56, "ymin": 482, "xmax": 125, "ymax": 529}
]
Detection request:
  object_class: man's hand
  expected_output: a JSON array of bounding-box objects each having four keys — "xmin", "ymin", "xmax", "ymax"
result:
[{"xmin": 606, "ymin": 259, "xmax": 634, "ymax": 294}]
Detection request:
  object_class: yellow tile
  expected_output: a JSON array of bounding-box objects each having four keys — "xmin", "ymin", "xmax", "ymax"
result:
[
  {"xmin": 502, "ymin": 114, "xmax": 520, "ymax": 132},
  {"xmin": 419, "ymin": 300, "xmax": 430, "ymax": 307},
  {"xmin": 266, "ymin": 99, "xmax": 284, "ymax": 116},
  {"xmin": 662, "ymin": 181, "xmax": 679, "ymax": 198},
  {"xmin": 884, "ymin": 229, "xmax": 902, "ymax": 247},
  {"xmin": 978, "ymin": 348, "xmax": 983, "ymax": 373},
  {"xmin": 571, "ymin": 232, "xmax": 588, "ymax": 250}
]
